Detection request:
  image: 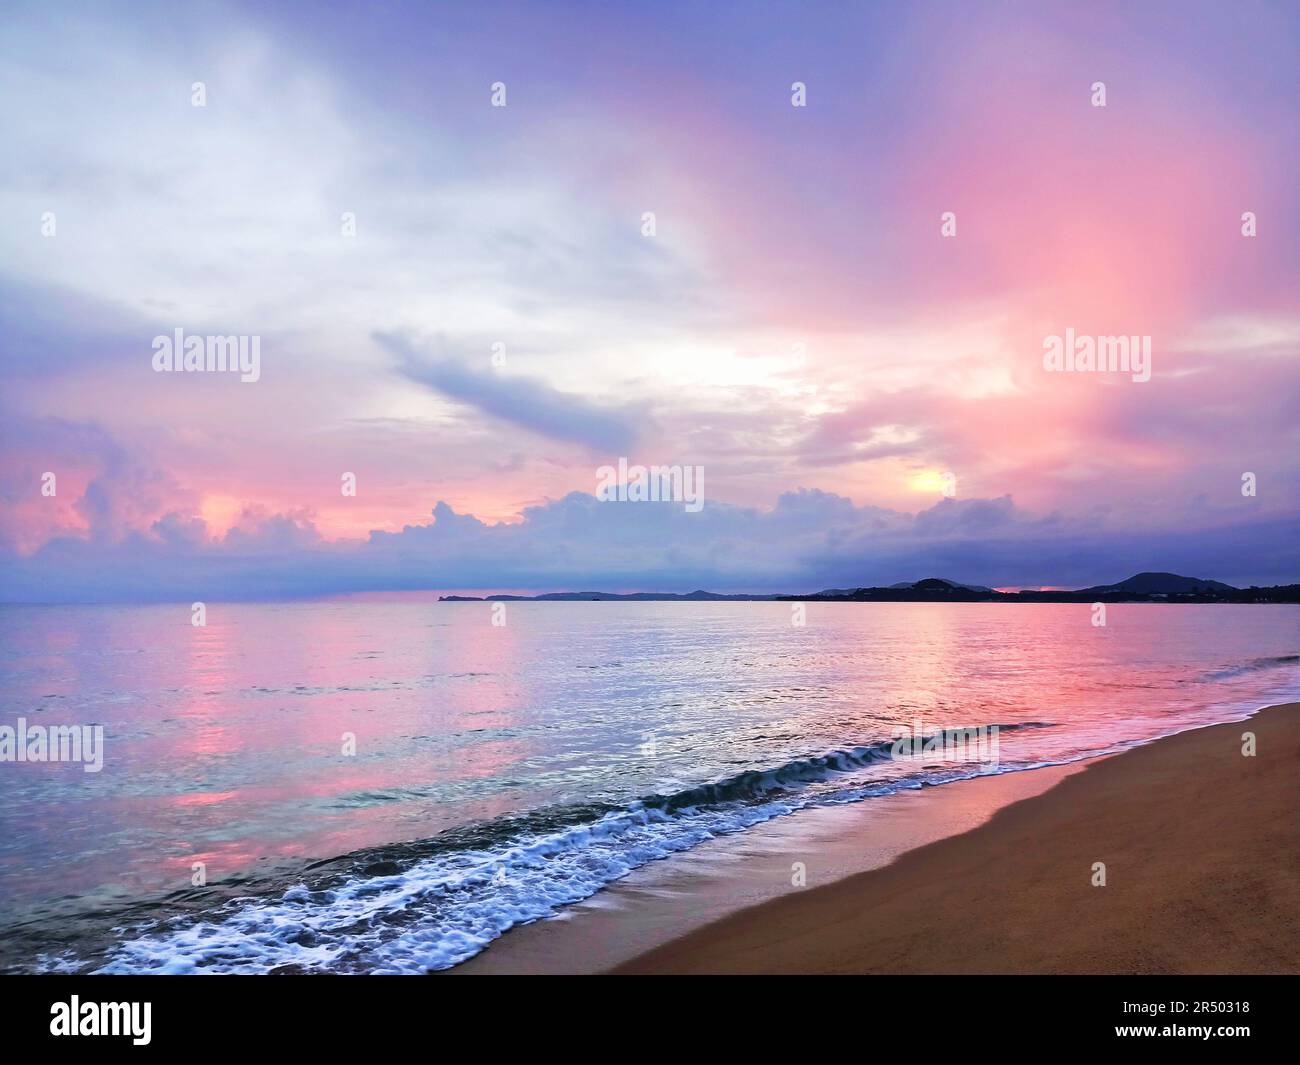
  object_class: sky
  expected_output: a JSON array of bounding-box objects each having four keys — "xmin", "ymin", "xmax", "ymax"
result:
[{"xmin": 1, "ymin": 0, "xmax": 1297, "ymax": 601}]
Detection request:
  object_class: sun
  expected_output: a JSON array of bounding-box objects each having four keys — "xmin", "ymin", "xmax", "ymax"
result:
[{"xmin": 908, "ymin": 469, "xmax": 957, "ymax": 496}]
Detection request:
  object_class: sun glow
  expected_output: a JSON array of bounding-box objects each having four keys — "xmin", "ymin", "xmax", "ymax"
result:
[
  {"xmin": 198, "ymin": 495, "xmax": 245, "ymax": 537},
  {"xmin": 908, "ymin": 469, "xmax": 956, "ymax": 495}
]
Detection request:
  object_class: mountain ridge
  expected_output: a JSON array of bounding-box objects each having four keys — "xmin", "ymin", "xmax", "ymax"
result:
[{"xmin": 440, "ymin": 572, "xmax": 1300, "ymax": 603}]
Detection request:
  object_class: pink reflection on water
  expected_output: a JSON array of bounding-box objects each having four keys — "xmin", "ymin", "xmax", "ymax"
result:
[{"xmin": 1, "ymin": 601, "xmax": 1296, "ymax": 915}]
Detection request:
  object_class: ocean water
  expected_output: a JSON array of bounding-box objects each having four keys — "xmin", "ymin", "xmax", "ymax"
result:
[{"xmin": 0, "ymin": 599, "xmax": 1297, "ymax": 973}]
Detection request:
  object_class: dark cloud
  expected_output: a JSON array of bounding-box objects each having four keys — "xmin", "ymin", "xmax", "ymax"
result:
[
  {"xmin": 2, "ymin": 488, "xmax": 1295, "ymax": 603},
  {"xmin": 378, "ymin": 332, "xmax": 645, "ymax": 454}
]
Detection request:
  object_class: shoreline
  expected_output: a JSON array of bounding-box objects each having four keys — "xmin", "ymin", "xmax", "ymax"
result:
[
  {"xmin": 454, "ymin": 758, "xmax": 1091, "ymax": 974},
  {"xmin": 613, "ymin": 702, "xmax": 1299, "ymax": 974}
]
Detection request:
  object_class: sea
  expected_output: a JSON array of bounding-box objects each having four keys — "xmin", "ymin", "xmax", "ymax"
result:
[{"xmin": 1, "ymin": 599, "xmax": 1296, "ymax": 973}]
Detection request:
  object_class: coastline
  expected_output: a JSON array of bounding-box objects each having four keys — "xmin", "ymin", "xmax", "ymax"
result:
[
  {"xmin": 453, "ymin": 758, "xmax": 1091, "ymax": 974},
  {"xmin": 614, "ymin": 702, "xmax": 1300, "ymax": 974}
]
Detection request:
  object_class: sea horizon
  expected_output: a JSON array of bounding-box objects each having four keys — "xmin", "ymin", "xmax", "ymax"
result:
[{"xmin": 5, "ymin": 567, "xmax": 1299, "ymax": 608}]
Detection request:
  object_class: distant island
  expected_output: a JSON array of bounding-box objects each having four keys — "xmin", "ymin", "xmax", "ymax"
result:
[{"xmin": 440, "ymin": 572, "xmax": 1300, "ymax": 604}]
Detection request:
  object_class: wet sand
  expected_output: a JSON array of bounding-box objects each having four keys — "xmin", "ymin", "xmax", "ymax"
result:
[{"xmin": 616, "ymin": 703, "xmax": 1299, "ymax": 974}]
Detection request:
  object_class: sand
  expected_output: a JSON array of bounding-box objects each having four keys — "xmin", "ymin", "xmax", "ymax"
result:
[
  {"xmin": 455, "ymin": 760, "xmax": 1087, "ymax": 974},
  {"xmin": 615, "ymin": 703, "xmax": 1300, "ymax": 974}
]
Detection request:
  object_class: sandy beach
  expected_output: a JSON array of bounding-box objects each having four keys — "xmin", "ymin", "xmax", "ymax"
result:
[{"xmin": 616, "ymin": 703, "xmax": 1300, "ymax": 974}]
